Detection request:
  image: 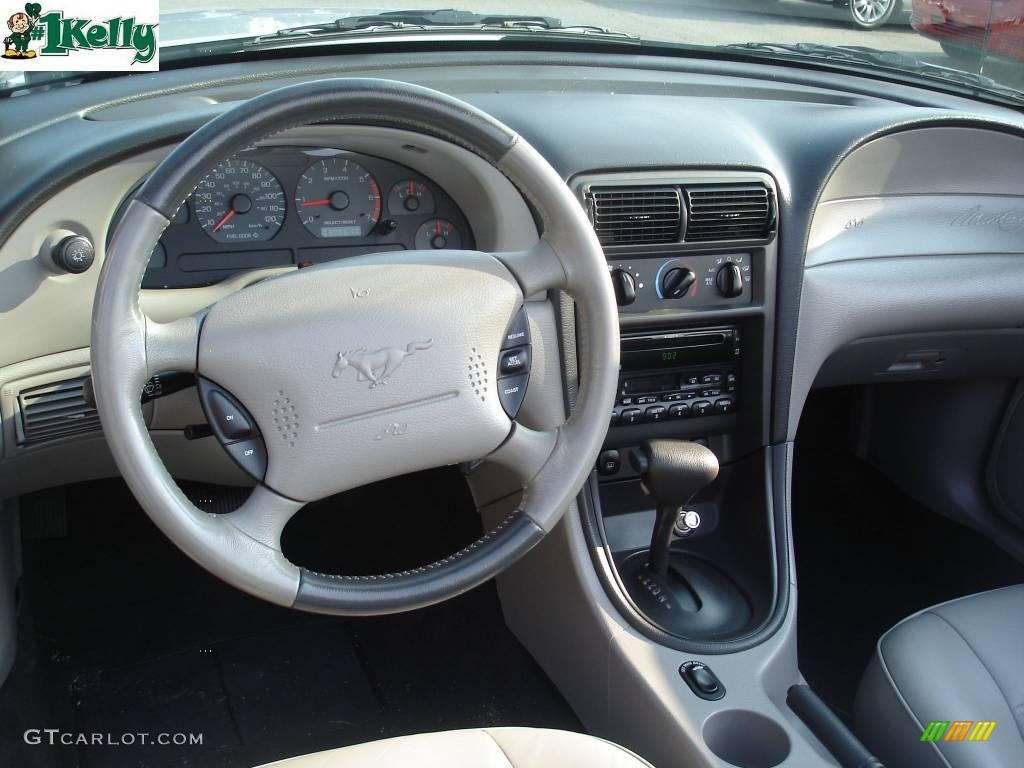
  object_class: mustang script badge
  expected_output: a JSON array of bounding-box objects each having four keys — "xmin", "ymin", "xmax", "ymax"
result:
[{"xmin": 332, "ymin": 340, "xmax": 433, "ymax": 388}]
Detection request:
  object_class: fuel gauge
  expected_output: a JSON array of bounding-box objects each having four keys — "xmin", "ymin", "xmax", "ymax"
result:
[
  {"xmin": 388, "ymin": 180, "xmax": 435, "ymax": 215},
  {"xmin": 415, "ymin": 219, "xmax": 461, "ymax": 250}
]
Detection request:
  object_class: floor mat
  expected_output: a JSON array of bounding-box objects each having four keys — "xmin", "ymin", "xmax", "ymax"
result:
[
  {"xmin": 793, "ymin": 388, "xmax": 1024, "ymax": 721},
  {"xmin": 0, "ymin": 470, "xmax": 580, "ymax": 768}
]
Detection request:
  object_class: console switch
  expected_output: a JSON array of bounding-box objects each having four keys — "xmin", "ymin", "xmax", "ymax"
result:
[{"xmin": 680, "ymin": 661, "xmax": 726, "ymax": 701}]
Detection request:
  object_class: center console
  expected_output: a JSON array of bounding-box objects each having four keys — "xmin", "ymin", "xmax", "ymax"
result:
[{"xmin": 574, "ymin": 170, "xmax": 782, "ymax": 651}]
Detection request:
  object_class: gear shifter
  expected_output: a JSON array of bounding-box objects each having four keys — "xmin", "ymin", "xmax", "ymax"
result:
[
  {"xmin": 629, "ymin": 439, "xmax": 719, "ymax": 575},
  {"xmin": 621, "ymin": 439, "xmax": 751, "ymax": 640}
]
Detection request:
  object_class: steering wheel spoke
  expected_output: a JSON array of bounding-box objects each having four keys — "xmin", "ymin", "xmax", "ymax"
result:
[
  {"xmin": 492, "ymin": 238, "xmax": 568, "ymax": 298},
  {"xmin": 145, "ymin": 315, "xmax": 200, "ymax": 378},
  {"xmin": 486, "ymin": 422, "xmax": 560, "ymax": 485},
  {"xmin": 222, "ymin": 485, "xmax": 306, "ymax": 550}
]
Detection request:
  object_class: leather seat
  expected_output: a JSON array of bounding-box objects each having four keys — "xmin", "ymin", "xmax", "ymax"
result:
[
  {"xmin": 255, "ymin": 728, "xmax": 654, "ymax": 768},
  {"xmin": 854, "ymin": 585, "xmax": 1024, "ymax": 768}
]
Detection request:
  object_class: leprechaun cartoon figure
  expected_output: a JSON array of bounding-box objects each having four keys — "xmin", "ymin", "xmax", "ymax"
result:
[{"xmin": 4, "ymin": 3, "xmax": 42, "ymax": 59}]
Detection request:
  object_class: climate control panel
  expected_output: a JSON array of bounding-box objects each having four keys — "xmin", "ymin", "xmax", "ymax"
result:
[{"xmin": 607, "ymin": 252, "xmax": 752, "ymax": 312}]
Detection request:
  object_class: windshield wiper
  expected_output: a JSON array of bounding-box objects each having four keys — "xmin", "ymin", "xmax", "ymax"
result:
[
  {"xmin": 250, "ymin": 8, "xmax": 633, "ymax": 45},
  {"xmin": 723, "ymin": 42, "xmax": 1024, "ymax": 105}
]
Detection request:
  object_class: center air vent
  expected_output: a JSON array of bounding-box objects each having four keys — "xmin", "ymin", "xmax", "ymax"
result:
[
  {"xmin": 18, "ymin": 376, "xmax": 100, "ymax": 445},
  {"xmin": 588, "ymin": 186, "xmax": 682, "ymax": 246},
  {"xmin": 684, "ymin": 184, "xmax": 774, "ymax": 243}
]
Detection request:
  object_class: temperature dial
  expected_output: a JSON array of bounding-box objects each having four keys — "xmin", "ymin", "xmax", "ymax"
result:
[
  {"xmin": 415, "ymin": 219, "xmax": 461, "ymax": 250},
  {"xmin": 660, "ymin": 267, "xmax": 696, "ymax": 299},
  {"xmin": 388, "ymin": 180, "xmax": 435, "ymax": 215}
]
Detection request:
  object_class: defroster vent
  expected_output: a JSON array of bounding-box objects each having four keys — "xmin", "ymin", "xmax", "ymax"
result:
[
  {"xmin": 18, "ymin": 376, "xmax": 100, "ymax": 445},
  {"xmin": 684, "ymin": 184, "xmax": 774, "ymax": 242},
  {"xmin": 588, "ymin": 187, "xmax": 682, "ymax": 246}
]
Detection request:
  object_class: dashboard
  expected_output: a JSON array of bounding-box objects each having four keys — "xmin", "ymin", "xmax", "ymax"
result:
[
  {"xmin": 0, "ymin": 48, "xmax": 1023, "ymax": 502},
  {"xmin": 112, "ymin": 146, "xmax": 473, "ymax": 289}
]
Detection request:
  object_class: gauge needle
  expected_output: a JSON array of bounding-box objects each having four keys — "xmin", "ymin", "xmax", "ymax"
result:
[
  {"xmin": 211, "ymin": 209, "xmax": 236, "ymax": 233},
  {"xmin": 300, "ymin": 199, "xmax": 331, "ymax": 208}
]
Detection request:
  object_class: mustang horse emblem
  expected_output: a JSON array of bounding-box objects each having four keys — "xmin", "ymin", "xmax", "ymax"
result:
[{"xmin": 332, "ymin": 340, "xmax": 433, "ymax": 388}]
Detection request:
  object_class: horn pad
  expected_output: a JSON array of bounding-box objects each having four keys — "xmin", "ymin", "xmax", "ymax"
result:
[{"xmin": 197, "ymin": 251, "xmax": 521, "ymax": 501}]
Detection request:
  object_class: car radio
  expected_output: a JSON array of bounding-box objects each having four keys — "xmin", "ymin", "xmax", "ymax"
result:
[{"xmin": 612, "ymin": 327, "xmax": 740, "ymax": 427}]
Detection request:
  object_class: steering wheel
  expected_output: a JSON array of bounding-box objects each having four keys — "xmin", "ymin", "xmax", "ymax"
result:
[{"xmin": 92, "ymin": 79, "xmax": 618, "ymax": 615}]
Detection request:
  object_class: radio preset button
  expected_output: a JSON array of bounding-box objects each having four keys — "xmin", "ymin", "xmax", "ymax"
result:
[
  {"xmin": 620, "ymin": 408, "xmax": 643, "ymax": 425},
  {"xmin": 691, "ymin": 400, "xmax": 712, "ymax": 417},
  {"xmin": 714, "ymin": 397, "xmax": 736, "ymax": 414},
  {"xmin": 668, "ymin": 403, "xmax": 690, "ymax": 419},
  {"xmin": 645, "ymin": 405, "xmax": 667, "ymax": 422}
]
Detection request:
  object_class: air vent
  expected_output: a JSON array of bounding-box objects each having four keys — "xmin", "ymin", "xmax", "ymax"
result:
[
  {"xmin": 684, "ymin": 184, "xmax": 774, "ymax": 243},
  {"xmin": 588, "ymin": 186, "xmax": 682, "ymax": 246},
  {"xmin": 18, "ymin": 376, "xmax": 99, "ymax": 445}
]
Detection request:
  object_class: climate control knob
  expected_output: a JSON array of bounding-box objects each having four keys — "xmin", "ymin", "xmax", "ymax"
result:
[
  {"xmin": 715, "ymin": 262, "xmax": 744, "ymax": 299},
  {"xmin": 609, "ymin": 268, "xmax": 637, "ymax": 306},
  {"xmin": 660, "ymin": 267, "xmax": 696, "ymax": 300}
]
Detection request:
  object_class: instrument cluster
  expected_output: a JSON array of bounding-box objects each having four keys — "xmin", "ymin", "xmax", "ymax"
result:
[{"xmin": 131, "ymin": 146, "xmax": 473, "ymax": 289}]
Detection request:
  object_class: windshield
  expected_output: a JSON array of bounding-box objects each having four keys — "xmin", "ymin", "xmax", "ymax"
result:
[{"xmin": 8, "ymin": 1, "xmax": 1024, "ymax": 100}]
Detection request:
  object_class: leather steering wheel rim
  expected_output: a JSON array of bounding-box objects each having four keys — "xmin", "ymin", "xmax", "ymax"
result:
[{"xmin": 92, "ymin": 78, "xmax": 619, "ymax": 615}]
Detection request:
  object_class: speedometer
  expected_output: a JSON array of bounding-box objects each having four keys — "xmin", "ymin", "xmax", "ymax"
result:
[
  {"xmin": 295, "ymin": 158, "xmax": 381, "ymax": 238},
  {"xmin": 195, "ymin": 159, "xmax": 286, "ymax": 243}
]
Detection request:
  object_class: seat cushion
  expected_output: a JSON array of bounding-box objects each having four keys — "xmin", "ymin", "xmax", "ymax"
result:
[
  {"xmin": 255, "ymin": 728, "xmax": 655, "ymax": 768},
  {"xmin": 854, "ymin": 585, "xmax": 1024, "ymax": 768}
]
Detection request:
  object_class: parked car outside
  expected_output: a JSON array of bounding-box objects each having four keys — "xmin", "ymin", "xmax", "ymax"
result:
[{"xmin": 912, "ymin": 0, "xmax": 1024, "ymax": 62}]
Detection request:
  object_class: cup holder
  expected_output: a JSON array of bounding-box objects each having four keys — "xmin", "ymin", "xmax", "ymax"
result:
[{"xmin": 703, "ymin": 709, "xmax": 791, "ymax": 768}]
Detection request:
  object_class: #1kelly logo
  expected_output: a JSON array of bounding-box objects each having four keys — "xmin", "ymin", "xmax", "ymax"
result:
[{"xmin": 2, "ymin": 1, "xmax": 158, "ymax": 70}]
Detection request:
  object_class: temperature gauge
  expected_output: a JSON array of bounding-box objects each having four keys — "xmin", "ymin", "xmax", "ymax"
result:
[
  {"xmin": 388, "ymin": 180, "xmax": 435, "ymax": 215},
  {"xmin": 415, "ymin": 219, "xmax": 461, "ymax": 250}
]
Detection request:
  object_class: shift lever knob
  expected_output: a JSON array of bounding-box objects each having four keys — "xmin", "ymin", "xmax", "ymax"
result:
[
  {"xmin": 629, "ymin": 440, "xmax": 719, "ymax": 577},
  {"xmin": 629, "ymin": 439, "xmax": 719, "ymax": 506}
]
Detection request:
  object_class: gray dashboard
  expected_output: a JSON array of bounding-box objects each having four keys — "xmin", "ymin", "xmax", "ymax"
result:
[{"xmin": 1, "ymin": 50, "xmax": 1024, "ymax": 497}]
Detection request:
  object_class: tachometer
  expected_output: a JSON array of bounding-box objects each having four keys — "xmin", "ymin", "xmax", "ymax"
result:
[
  {"xmin": 295, "ymin": 158, "xmax": 381, "ymax": 238},
  {"xmin": 195, "ymin": 159, "xmax": 286, "ymax": 243}
]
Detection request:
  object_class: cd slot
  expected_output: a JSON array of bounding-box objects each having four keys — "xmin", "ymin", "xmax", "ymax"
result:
[{"xmin": 621, "ymin": 327, "xmax": 738, "ymax": 370}]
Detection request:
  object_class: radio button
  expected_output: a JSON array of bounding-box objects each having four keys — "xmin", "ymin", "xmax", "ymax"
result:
[
  {"xmin": 700, "ymin": 388, "xmax": 722, "ymax": 398},
  {"xmin": 701, "ymin": 373, "xmax": 722, "ymax": 385},
  {"xmin": 636, "ymin": 396, "xmax": 658, "ymax": 405},
  {"xmin": 714, "ymin": 397, "xmax": 736, "ymax": 414},
  {"xmin": 621, "ymin": 408, "xmax": 643, "ymax": 426},
  {"xmin": 610, "ymin": 410, "xmax": 621, "ymax": 427},
  {"xmin": 645, "ymin": 405, "xmax": 667, "ymax": 422},
  {"xmin": 668, "ymin": 403, "xmax": 690, "ymax": 419},
  {"xmin": 663, "ymin": 392, "xmax": 684, "ymax": 402},
  {"xmin": 619, "ymin": 396, "xmax": 634, "ymax": 406},
  {"xmin": 685, "ymin": 374, "xmax": 700, "ymax": 386},
  {"xmin": 692, "ymin": 400, "xmax": 713, "ymax": 417},
  {"xmin": 726, "ymin": 373, "xmax": 737, "ymax": 392}
]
